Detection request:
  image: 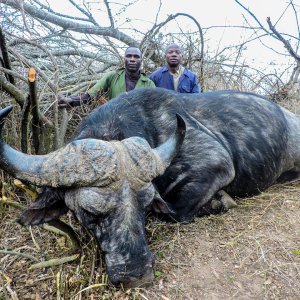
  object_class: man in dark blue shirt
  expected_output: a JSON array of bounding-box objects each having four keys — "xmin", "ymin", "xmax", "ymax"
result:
[{"xmin": 150, "ymin": 43, "xmax": 200, "ymax": 93}]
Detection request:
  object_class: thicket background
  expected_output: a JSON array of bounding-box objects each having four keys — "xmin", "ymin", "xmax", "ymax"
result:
[{"xmin": 0, "ymin": 1, "xmax": 300, "ymax": 299}]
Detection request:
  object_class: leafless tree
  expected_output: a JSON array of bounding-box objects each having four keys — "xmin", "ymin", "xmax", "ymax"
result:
[
  {"xmin": 0, "ymin": 0, "xmax": 207, "ymax": 151},
  {"xmin": 0, "ymin": 0, "xmax": 299, "ymax": 152},
  {"xmin": 235, "ymin": 0, "xmax": 300, "ymax": 101}
]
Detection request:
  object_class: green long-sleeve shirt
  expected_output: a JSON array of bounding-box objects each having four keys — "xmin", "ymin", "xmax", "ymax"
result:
[{"xmin": 88, "ymin": 68, "xmax": 155, "ymax": 100}]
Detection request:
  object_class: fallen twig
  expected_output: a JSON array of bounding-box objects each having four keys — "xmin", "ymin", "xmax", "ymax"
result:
[
  {"xmin": 6, "ymin": 285, "xmax": 19, "ymax": 300},
  {"xmin": 0, "ymin": 249, "xmax": 38, "ymax": 262},
  {"xmin": 72, "ymin": 283, "xmax": 107, "ymax": 299},
  {"xmin": 0, "ymin": 198, "xmax": 24, "ymax": 209},
  {"xmin": 29, "ymin": 226, "xmax": 41, "ymax": 251},
  {"xmin": 29, "ymin": 254, "xmax": 80, "ymax": 270},
  {"xmin": 43, "ymin": 219, "xmax": 80, "ymax": 250}
]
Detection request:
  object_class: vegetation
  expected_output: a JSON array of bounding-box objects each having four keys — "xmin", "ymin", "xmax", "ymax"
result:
[
  {"xmin": 0, "ymin": 1, "xmax": 300, "ymax": 298},
  {"xmin": 0, "ymin": 0, "xmax": 299, "ymax": 151}
]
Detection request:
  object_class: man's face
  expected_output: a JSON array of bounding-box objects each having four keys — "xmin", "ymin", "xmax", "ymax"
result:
[
  {"xmin": 124, "ymin": 48, "xmax": 142, "ymax": 73},
  {"xmin": 165, "ymin": 45, "xmax": 182, "ymax": 68}
]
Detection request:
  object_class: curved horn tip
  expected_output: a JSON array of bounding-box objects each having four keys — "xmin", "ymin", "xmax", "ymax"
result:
[
  {"xmin": 0, "ymin": 106, "xmax": 13, "ymax": 120},
  {"xmin": 152, "ymin": 113, "xmax": 187, "ymax": 167},
  {"xmin": 0, "ymin": 106, "xmax": 13, "ymax": 134},
  {"xmin": 175, "ymin": 113, "xmax": 186, "ymax": 147}
]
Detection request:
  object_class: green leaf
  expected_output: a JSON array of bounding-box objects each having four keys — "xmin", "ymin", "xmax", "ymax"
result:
[
  {"xmin": 155, "ymin": 271, "xmax": 162, "ymax": 277},
  {"xmin": 292, "ymin": 249, "xmax": 300, "ymax": 255}
]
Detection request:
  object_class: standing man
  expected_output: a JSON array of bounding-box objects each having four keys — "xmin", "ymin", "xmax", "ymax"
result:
[
  {"xmin": 150, "ymin": 43, "xmax": 200, "ymax": 93},
  {"xmin": 58, "ymin": 47, "xmax": 155, "ymax": 107}
]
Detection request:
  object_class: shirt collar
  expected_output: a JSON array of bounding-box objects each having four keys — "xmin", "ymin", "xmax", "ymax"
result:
[
  {"xmin": 162, "ymin": 65, "xmax": 184, "ymax": 74},
  {"xmin": 172, "ymin": 65, "xmax": 183, "ymax": 75}
]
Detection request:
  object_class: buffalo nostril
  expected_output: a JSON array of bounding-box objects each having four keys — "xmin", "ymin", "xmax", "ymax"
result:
[
  {"xmin": 107, "ymin": 264, "xmax": 155, "ymax": 288},
  {"xmin": 106, "ymin": 253, "xmax": 156, "ymax": 287}
]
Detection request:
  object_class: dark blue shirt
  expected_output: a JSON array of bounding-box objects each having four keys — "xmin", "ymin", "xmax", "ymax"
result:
[{"xmin": 150, "ymin": 65, "xmax": 200, "ymax": 93}]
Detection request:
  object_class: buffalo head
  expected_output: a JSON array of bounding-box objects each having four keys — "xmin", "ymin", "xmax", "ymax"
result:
[{"xmin": 0, "ymin": 106, "xmax": 185, "ymax": 287}]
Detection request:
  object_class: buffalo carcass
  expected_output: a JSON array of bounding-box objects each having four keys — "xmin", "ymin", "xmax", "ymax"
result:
[{"xmin": 1, "ymin": 88, "xmax": 300, "ymax": 287}]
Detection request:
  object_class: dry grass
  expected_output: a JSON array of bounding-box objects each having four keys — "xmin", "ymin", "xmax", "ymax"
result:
[{"xmin": 0, "ymin": 177, "xmax": 300, "ymax": 299}]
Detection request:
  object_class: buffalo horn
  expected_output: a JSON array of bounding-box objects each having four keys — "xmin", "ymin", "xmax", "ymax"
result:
[
  {"xmin": 153, "ymin": 114, "xmax": 186, "ymax": 167},
  {"xmin": 0, "ymin": 106, "xmax": 119, "ymax": 187}
]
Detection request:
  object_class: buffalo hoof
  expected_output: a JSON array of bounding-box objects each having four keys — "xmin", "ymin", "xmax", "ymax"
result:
[
  {"xmin": 108, "ymin": 267, "xmax": 154, "ymax": 288},
  {"xmin": 218, "ymin": 190, "xmax": 237, "ymax": 209}
]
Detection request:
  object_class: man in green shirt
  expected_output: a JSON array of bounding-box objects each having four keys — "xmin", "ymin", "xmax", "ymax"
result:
[{"xmin": 58, "ymin": 47, "xmax": 155, "ymax": 107}]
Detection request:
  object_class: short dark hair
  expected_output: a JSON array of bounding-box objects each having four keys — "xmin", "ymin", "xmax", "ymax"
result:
[
  {"xmin": 165, "ymin": 43, "xmax": 182, "ymax": 54},
  {"xmin": 125, "ymin": 47, "xmax": 142, "ymax": 57}
]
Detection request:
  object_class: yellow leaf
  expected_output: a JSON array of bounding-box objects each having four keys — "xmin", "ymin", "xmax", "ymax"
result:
[
  {"xmin": 35, "ymin": 293, "xmax": 42, "ymax": 300},
  {"xmin": 0, "ymin": 271, "xmax": 12, "ymax": 284},
  {"xmin": 264, "ymin": 277, "xmax": 272, "ymax": 285},
  {"xmin": 14, "ymin": 179, "xmax": 38, "ymax": 199}
]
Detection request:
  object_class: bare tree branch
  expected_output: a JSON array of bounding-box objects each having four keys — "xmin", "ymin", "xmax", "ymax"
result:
[
  {"xmin": 290, "ymin": 0, "xmax": 300, "ymax": 52},
  {"xmin": 21, "ymin": 95, "xmax": 30, "ymax": 153},
  {"xmin": 28, "ymin": 67, "xmax": 40, "ymax": 154},
  {"xmin": 1, "ymin": 0, "xmax": 138, "ymax": 47},
  {"xmin": 0, "ymin": 26, "xmax": 15, "ymax": 84},
  {"xmin": 0, "ymin": 74, "xmax": 25, "ymax": 106},
  {"xmin": 104, "ymin": 0, "xmax": 115, "ymax": 28},
  {"xmin": 19, "ymin": 0, "xmax": 33, "ymax": 35},
  {"xmin": 267, "ymin": 17, "xmax": 300, "ymax": 63},
  {"xmin": 32, "ymin": 0, "xmax": 96, "ymax": 24},
  {"xmin": 141, "ymin": 12, "xmax": 204, "ymax": 76},
  {"xmin": 0, "ymin": 66, "xmax": 26, "ymax": 82},
  {"xmin": 234, "ymin": 0, "xmax": 270, "ymax": 35},
  {"xmin": 8, "ymin": 48, "xmax": 57, "ymax": 92},
  {"xmin": 0, "ymin": 0, "xmax": 298, "ymax": 155},
  {"xmin": 69, "ymin": 0, "xmax": 98, "ymax": 25},
  {"xmin": 28, "ymin": 49, "xmax": 118, "ymax": 64}
]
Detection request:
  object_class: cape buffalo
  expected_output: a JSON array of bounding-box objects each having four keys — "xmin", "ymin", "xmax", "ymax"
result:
[{"xmin": 1, "ymin": 88, "xmax": 300, "ymax": 287}]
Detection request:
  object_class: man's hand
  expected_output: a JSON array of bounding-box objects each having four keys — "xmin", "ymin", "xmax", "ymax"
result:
[
  {"xmin": 58, "ymin": 93, "xmax": 90, "ymax": 108},
  {"xmin": 58, "ymin": 95, "xmax": 74, "ymax": 108}
]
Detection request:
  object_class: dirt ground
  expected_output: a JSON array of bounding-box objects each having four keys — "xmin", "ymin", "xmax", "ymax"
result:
[{"xmin": 0, "ymin": 179, "xmax": 300, "ymax": 300}]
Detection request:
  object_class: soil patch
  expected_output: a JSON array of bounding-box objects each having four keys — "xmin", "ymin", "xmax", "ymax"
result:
[{"xmin": 1, "ymin": 182, "xmax": 300, "ymax": 299}]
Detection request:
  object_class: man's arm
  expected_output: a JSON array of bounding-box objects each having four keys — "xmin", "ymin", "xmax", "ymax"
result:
[
  {"xmin": 58, "ymin": 71, "xmax": 114, "ymax": 108},
  {"xmin": 191, "ymin": 74, "xmax": 200, "ymax": 93},
  {"xmin": 58, "ymin": 93, "xmax": 91, "ymax": 107},
  {"xmin": 148, "ymin": 79, "xmax": 156, "ymax": 88},
  {"xmin": 87, "ymin": 71, "xmax": 113, "ymax": 99},
  {"xmin": 149, "ymin": 71, "xmax": 157, "ymax": 86}
]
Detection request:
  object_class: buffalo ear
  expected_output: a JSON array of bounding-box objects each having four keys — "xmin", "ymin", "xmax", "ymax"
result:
[
  {"xmin": 18, "ymin": 187, "xmax": 68, "ymax": 226},
  {"xmin": 152, "ymin": 191, "xmax": 174, "ymax": 214}
]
